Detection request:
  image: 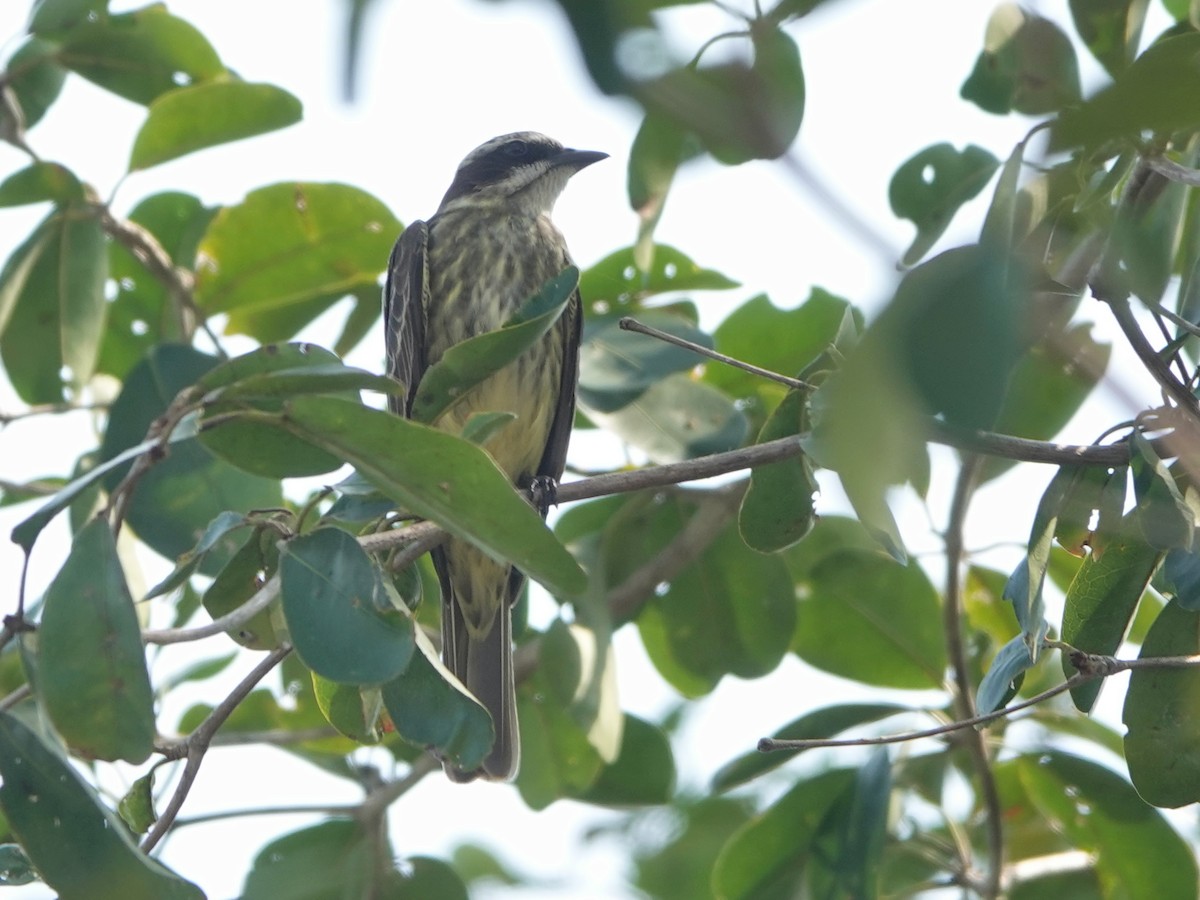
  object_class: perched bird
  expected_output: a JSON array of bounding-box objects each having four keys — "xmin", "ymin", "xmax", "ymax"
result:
[{"xmin": 383, "ymin": 132, "xmax": 606, "ymax": 781}]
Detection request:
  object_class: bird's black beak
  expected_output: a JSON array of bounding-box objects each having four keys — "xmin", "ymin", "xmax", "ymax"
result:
[{"xmin": 554, "ymin": 148, "xmax": 609, "ymax": 172}]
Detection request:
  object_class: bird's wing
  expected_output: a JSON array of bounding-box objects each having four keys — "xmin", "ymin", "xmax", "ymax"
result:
[
  {"xmin": 383, "ymin": 220, "xmax": 430, "ymax": 417},
  {"xmin": 537, "ymin": 286, "xmax": 582, "ymax": 481}
]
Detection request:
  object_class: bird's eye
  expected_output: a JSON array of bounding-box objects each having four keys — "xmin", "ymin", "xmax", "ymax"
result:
[{"xmin": 503, "ymin": 140, "xmax": 529, "ymax": 158}]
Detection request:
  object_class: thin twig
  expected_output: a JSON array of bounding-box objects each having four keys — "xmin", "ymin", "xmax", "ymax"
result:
[
  {"xmin": 619, "ymin": 317, "xmax": 812, "ymax": 390},
  {"xmin": 142, "ymin": 575, "xmax": 280, "ymax": 646},
  {"xmin": 608, "ymin": 483, "xmax": 745, "ymax": 622},
  {"xmin": 141, "ymin": 645, "xmax": 292, "ymax": 853},
  {"xmin": 92, "ymin": 204, "xmax": 228, "ymax": 356},
  {"xmin": 759, "ymin": 650, "xmax": 1200, "ymax": 753},
  {"xmin": 942, "ymin": 456, "xmax": 1002, "ymax": 899},
  {"xmin": 0, "ymin": 401, "xmax": 108, "ymax": 427},
  {"xmin": 355, "ymin": 753, "xmax": 440, "ymax": 824},
  {"xmin": 0, "ymin": 683, "xmax": 31, "ymax": 712},
  {"xmin": 1144, "ymin": 154, "xmax": 1200, "ymax": 187},
  {"xmin": 209, "ymin": 726, "xmax": 338, "ymax": 747},
  {"xmin": 759, "ymin": 677, "xmax": 1086, "ymax": 752},
  {"xmin": 173, "ymin": 803, "xmax": 358, "ymax": 828}
]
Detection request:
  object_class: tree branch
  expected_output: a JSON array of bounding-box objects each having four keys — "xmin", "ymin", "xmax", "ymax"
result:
[
  {"xmin": 1144, "ymin": 153, "xmax": 1200, "ymax": 188},
  {"xmin": 92, "ymin": 203, "xmax": 227, "ymax": 355},
  {"xmin": 619, "ymin": 316, "xmax": 812, "ymax": 390},
  {"xmin": 942, "ymin": 456, "xmax": 1002, "ymax": 899},
  {"xmin": 141, "ymin": 645, "xmax": 292, "ymax": 853},
  {"xmin": 758, "ymin": 649, "xmax": 1200, "ymax": 753},
  {"xmin": 142, "ymin": 574, "xmax": 280, "ymax": 645},
  {"xmin": 607, "ymin": 483, "xmax": 745, "ymax": 622}
]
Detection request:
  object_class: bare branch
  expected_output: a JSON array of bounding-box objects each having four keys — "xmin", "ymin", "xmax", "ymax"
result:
[
  {"xmin": 619, "ymin": 316, "xmax": 811, "ymax": 390},
  {"xmin": 607, "ymin": 483, "xmax": 745, "ymax": 622},
  {"xmin": 143, "ymin": 575, "xmax": 280, "ymax": 646},
  {"xmin": 759, "ymin": 649, "xmax": 1200, "ymax": 753},
  {"xmin": 942, "ymin": 457, "xmax": 1002, "ymax": 899},
  {"xmin": 142, "ymin": 645, "xmax": 292, "ymax": 853},
  {"xmin": 1144, "ymin": 153, "xmax": 1200, "ymax": 188}
]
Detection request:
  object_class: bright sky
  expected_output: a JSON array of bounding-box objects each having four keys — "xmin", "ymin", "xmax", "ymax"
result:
[{"xmin": 0, "ymin": 1, "xmax": 1172, "ymax": 897}]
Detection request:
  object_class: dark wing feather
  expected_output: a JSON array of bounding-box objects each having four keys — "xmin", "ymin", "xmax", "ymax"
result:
[
  {"xmin": 383, "ymin": 221, "xmax": 430, "ymax": 417},
  {"xmin": 536, "ymin": 287, "xmax": 582, "ymax": 481}
]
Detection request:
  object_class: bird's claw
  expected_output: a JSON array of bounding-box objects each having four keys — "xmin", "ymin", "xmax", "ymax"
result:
[{"xmin": 529, "ymin": 475, "xmax": 559, "ymax": 515}]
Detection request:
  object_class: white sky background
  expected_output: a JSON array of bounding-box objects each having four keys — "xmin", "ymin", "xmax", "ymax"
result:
[{"xmin": 0, "ymin": 0, "xmax": 1181, "ymax": 897}]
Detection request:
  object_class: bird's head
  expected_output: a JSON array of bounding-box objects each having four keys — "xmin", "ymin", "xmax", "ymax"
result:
[{"xmin": 437, "ymin": 132, "xmax": 607, "ymax": 216}]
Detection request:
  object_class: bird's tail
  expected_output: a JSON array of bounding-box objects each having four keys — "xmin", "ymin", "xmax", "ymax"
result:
[{"xmin": 439, "ymin": 550, "xmax": 520, "ymax": 782}]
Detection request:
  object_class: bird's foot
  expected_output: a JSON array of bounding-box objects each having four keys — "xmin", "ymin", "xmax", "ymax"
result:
[{"xmin": 528, "ymin": 475, "xmax": 559, "ymax": 515}]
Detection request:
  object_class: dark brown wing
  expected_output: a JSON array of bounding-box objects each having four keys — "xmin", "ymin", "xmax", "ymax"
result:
[
  {"xmin": 383, "ymin": 220, "xmax": 430, "ymax": 417},
  {"xmin": 536, "ymin": 286, "xmax": 582, "ymax": 481}
]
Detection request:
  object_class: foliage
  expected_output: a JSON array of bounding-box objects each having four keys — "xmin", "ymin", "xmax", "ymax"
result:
[{"xmin": 3, "ymin": 0, "xmax": 1200, "ymax": 897}]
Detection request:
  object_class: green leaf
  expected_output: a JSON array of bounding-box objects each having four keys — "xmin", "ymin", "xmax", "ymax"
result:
[
  {"xmin": 1009, "ymin": 466, "xmax": 1081, "ymax": 645},
  {"xmin": 579, "ymin": 243, "xmax": 738, "ymax": 308},
  {"xmin": 0, "ymin": 162, "xmax": 83, "ymax": 207},
  {"xmin": 1160, "ymin": 547, "xmax": 1200, "ymax": 610},
  {"xmin": 129, "ymin": 80, "xmax": 302, "ymax": 170},
  {"xmin": 627, "ymin": 110, "xmax": 699, "ymax": 248},
  {"xmin": 980, "ymin": 324, "xmax": 1112, "ymax": 483},
  {"xmin": 961, "ymin": 5, "xmax": 1082, "ymax": 115},
  {"xmin": 889, "ymin": 143, "xmax": 999, "ymax": 266},
  {"xmin": 636, "ymin": 25, "xmax": 803, "ymax": 165},
  {"xmin": 1018, "ymin": 752, "xmax": 1198, "ymax": 898},
  {"xmin": 0, "ymin": 204, "xmax": 107, "ymax": 403},
  {"xmin": 712, "ymin": 703, "xmax": 907, "ymax": 792},
  {"xmin": 713, "ymin": 768, "xmax": 856, "ymax": 900},
  {"xmin": 3, "ymin": 38, "xmax": 68, "ymax": 129},
  {"xmin": 1051, "ymin": 32, "xmax": 1200, "ymax": 151},
  {"xmin": 1061, "ymin": 514, "xmax": 1161, "ymax": 711},
  {"xmin": 578, "ymin": 309, "xmax": 710, "ymax": 412},
  {"xmin": 380, "ymin": 627, "xmax": 494, "ymax": 773},
  {"xmin": 280, "ymin": 528, "xmax": 414, "ymax": 684},
  {"xmin": 583, "ymin": 371, "xmax": 748, "ymax": 464},
  {"xmin": 242, "ymin": 819, "xmax": 381, "ymax": 900},
  {"xmin": 116, "ymin": 771, "xmax": 157, "ymax": 835},
  {"xmin": 38, "ymin": 518, "xmax": 155, "ymax": 762},
  {"xmin": 816, "ymin": 748, "xmax": 890, "ymax": 898},
  {"xmin": 57, "ymin": 6, "xmax": 224, "ymax": 104},
  {"xmin": 257, "ymin": 395, "xmax": 586, "ymax": 597},
  {"xmin": 394, "ymin": 857, "xmax": 470, "ymax": 900},
  {"xmin": 312, "ymin": 674, "xmax": 382, "ymax": 743},
  {"xmin": 1123, "ymin": 600, "xmax": 1200, "ymax": 807},
  {"xmin": 792, "ymin": 550, "xmax": 946, "ymax": 688},
  {"xmin": 0, "ymin": 844, "xmax": 38, "ymax": 885},
  {"xmin": 635, "ymin": 796, "xmax": 754, "ymax": 900},
  {"xmin": 334, "ymin": 285, "xmax": 383, "ymax": 357},
  {"xmin": 537, "ymin": 619, "xmax": 622, "ymax": 762},
  {"xmin": 411, "ymin": 266, "xmax": 578, "ymax": 424},
  {"xmin": 0, "ymin": 711, "xmax": 203, "ymax": 899},
  {"xmin": 201, "ymin": 528, "xmax": 282, "ymax": 650},
  {"xmin": 514, "ymin": 683, "xmax": 605, "ymax": 809},
  {"xmin": 572, "ymin": 714, "xmax": 676, "ymax": 806},
  {"xmin": 146, "ymin": 508, "xmax": 248, "ymax": 599},
  {"xmin": 895, "ymin": 245, "xmax": 1027, "ymax": 430},
  {"xmin": 198, "ymin": 343, "xmax": 385, "ymax": 477},
  {"xmin": 1131, "ymin": 431, "xmax": 1194, "ymax": 550},
  {"xmin": 739, "ymin": 388, "xmax": 817, "ymax": 553},
  {"xmin": 977, "ymin": 633, "xmax": 1035, "ymax": 714},
  {"xmin": 706, "ymin": 289, "xmax": 854, "ymax": 408},
  {"xmin": 98, "ymin": 344, "xmax": 283, "ymax": 573},
  {"xmin": 1070, "ymin": 0, "xmax": 1150, "ymax": 77},
  {"xmin": 28, "ymin": 0, "xmax": 107, "ymax": 34},
  {"xmin": 194, "ymin": 182, "xmax": 398, "ymax": 314},
  {"xmin": 10, "ymin": 426, "xmax": 190, "ymax": 553},
  {"xmin": 99, "ymin": 191, "xmax": 216, "ymax": 380},
  {"xmin": 619, "ymin": 495, "xmax": 795, "ymax": 694}
]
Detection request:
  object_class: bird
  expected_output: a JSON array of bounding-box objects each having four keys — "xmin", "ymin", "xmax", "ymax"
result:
[{"xmin": 383, "ymin": 132, "xmax": 606, "ymax": 781}]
